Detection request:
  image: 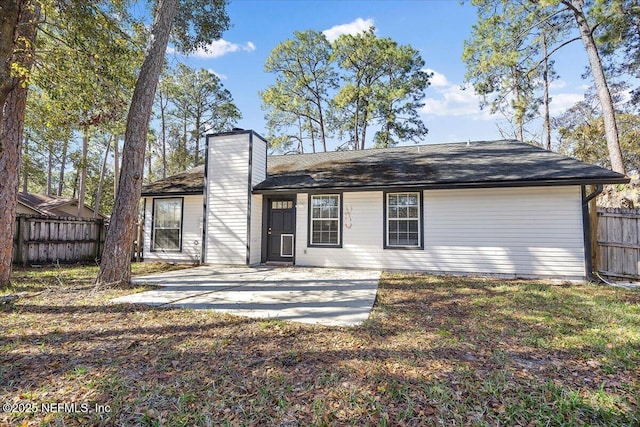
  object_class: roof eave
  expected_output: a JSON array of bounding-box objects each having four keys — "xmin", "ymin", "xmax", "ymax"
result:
[
  {"xmin": 252, "ymin": 176, "xmax": 631, "ymax": 194},
  {"xmin": 141, "ymin": 190, "xmax": 204, "ymax": 197}
]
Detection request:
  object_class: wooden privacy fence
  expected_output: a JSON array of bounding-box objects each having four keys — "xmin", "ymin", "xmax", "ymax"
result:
[
  {"xmin": 13, "ymin": 214, "xmax": 107, "ymax": 265},
  {"xmin": 597, "ymin": 208, "xmax": 640, "ymax": 280}
]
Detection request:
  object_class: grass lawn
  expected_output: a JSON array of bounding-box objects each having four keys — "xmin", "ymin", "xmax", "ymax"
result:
[{"xmin": 1, "ymin": 265, "xmax": 639, "ymax": 426}]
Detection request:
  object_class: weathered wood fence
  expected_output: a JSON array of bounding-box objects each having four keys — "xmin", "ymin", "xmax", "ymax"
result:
[
  {"xmin": 598, "ymin": 208, "xmax": 640, "ymax": 280},
  {"xmin": 12, "ymin": 214, "xmax": 107, "ymax": 265}
]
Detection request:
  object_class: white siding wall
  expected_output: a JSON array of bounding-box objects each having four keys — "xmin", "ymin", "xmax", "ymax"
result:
[
  {"xmin": 295, "ymin": 186, "xmax": 586, "ymax": 279},
  {"xmin": 143, "ymin": 195, "xmax": 203, "ymax": 263},
  {"xmin": 205, "ymin": 133, "xmax": 250, "ymax": 264},
  {"xmin": 249, "ymin": 194, "xmax": 263, "ymax": 265},
  {"xmin": 249, "ymin": 135, "xmax": 267, "ymax": 265}
]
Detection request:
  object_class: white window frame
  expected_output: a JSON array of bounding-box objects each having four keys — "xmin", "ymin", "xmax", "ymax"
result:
[
  {"xmin": 152, "ymin": 198, "xmax": 183, "ymax": 252},
  {"xmin": 310, "ymin": 194, "xmax": 341, "ymax": 246},
  {"xmin": 386, "ymin": 192, "xmax": 421, "ymax": 248}
]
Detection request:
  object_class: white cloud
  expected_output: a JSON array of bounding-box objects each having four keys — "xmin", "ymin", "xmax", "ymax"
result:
[
  {"xmin": 424, "ymin": 68, "xmax": 448, "ymax": 88},
  {"xmin": 549, "ymin": 79, "xmax": 567, "ymax": 89},
  {"xmin": 548, "ymin": 93, "xmax": 584, "ymax": 114},
  {"xmin": 420, "ymin": 70, "xmax": 494, "ymax": 120},
  {"xmin": 323, "ymin": 17, "xmax": 374, "ymax": 42},
  {"xmin": 207, "ymin": 68, "xmax": 227, "ymax": 80},
  {"xmin": 192, "ymin": 39, "xmax": 256, "ymax": 58}
]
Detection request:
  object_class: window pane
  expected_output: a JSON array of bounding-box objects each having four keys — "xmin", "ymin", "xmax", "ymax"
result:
[
  {"xmin": 155, "ymin": 229, "xmax": 180, "ymax": 250},
  {"xmin": 408, "ymin": 233, "xmax": 419, "ymax": 245},
  {"xmin": 311, "ymin": 195, "xmax": 340, "ymax": 245},
  {"xmin": 386, "ymin": 192, "xmax": 420, "ymax": 247},
  {"xmin": 154, "ymin": 199, "xmax": 182, "ymax": 250},
  {"xmin": 155, "ymin": 200, "xmax": 180, "ymax": 227},
  {"xmin": 389, "ymin": 232, "xmax": 399, "ymax": 246}
]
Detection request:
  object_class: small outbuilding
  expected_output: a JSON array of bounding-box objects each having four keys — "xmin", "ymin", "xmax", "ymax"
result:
[
  {"xmin": 140, "ymin": 130, "xmax": 628, "ymax": 280},
  {"xmin": 18, "ymin": 192, "xmax": 105, "ymax": 218}
]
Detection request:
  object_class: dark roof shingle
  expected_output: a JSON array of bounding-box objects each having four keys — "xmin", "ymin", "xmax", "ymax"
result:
[
  {"xmin": 141, "ymin": 140, "xmax": 628, "ymax": 195},
  {"xmin": 141, "ymin": 165, "xmax": 205, "ymax": 195},
  {"xmin": 255, "ymin": 140, "xmax": 628, "ymax": 191}
]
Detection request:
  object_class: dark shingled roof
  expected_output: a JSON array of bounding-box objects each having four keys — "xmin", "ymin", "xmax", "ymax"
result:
[
  {"xmin": 255, "ymin": 140, "xmax": 628, "ymax": 192},
  {"xmin": 141, "ymin": 140, "xmax": 628, "ymax": 196},
  {"xmin": 17, "ymin": 192, "xmax": 106, "ymax": 218},
  {"xmin": 141, "ymin": 165, "xmax": 205, "ymax": 196}
]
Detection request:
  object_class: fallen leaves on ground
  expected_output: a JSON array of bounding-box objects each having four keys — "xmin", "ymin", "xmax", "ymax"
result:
[{"xmin": 1, "ymin": 266, "xmax": 639, "ymax": 426}]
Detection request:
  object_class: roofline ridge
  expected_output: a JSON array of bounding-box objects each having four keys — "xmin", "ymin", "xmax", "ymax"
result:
[{"xmin": 267, "ymin": 139, "xmax": 516, "ymax": 158}]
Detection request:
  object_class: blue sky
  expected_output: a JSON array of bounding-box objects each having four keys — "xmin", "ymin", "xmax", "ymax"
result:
[{"xmin": 165, "ymin": 0, "xmax": 592, "ymax": 148}]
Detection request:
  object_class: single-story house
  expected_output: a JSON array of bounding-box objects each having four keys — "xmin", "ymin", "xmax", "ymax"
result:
[
  {"xmin": 18, "ymin": 192, "xmax": 105, "ymax": 218},
  {"xmin": 140, "ymin": 129, "xmax": 628, "ymax": 280}
]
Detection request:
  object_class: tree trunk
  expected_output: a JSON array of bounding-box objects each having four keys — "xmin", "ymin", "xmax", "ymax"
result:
[
  {"xmin": 0, "ymin": 0, "xmax": 21, "ymax": 130},
  {"xmin": 113, "ymin": 134, "xmax": 119, "ymax": 196},
  {"xmin": 568, "ymin": 0, "xmax": 625, "ymax": 173},
  {"xmin": 147, "ymin": 134, "xmax": 152, "ymax": 177},
  {"xmin": 319, "ymin": 107, "xmax": 327, "ymax": 152},
  {"xmin": 309, "ymin": 117, "xmax": 315, "ymax": 154},
  {"xmin": 194, "ymin": 107, "xmax": 201, "ymax": 165},
  {"xmin": 360, "ymin": 104, "xmax": 368, "ymax": 150},
  {"xmin": 160, "ymin": 93, "xmax": 167, "ymax": 178},
  {"xmin": 543, "ymin": 32, "xmax": 551, "ymax": 151},
  {"xmin": 96, "ymin": 0, "xmax": 178, "ymax": 288},
  {"xmin": 21, "ymin": 136, "xmax": 28, "ymax": 192},
  {"xmin": 512, "ymin": 68, "xmax": 524, "ymax": 142},
  {"xmin": 58, "ymin": 139, "xmax": 68, "ymax": 196},
  {"xmin": 0, "ymin": 1, "xmax": 38, "ymax": 289},
  {"xmin": 94, "ymin": 138, "xmax": 111, "ymax": 218},
  {"xmin": 46, "ymin": 139, "xmax": 53, "ymax": 194},
  {"xmin": 77, "ymin": 127, "xmax": 89, "ymax": 217}
]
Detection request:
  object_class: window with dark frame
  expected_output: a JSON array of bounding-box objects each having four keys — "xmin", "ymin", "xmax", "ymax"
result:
[
  {"xmin": 153, "ymin": 198, "xmax": 182, "ymax": 251},
  {"xmin": 310, "ymin": 194, "xmax": 340, "ymax": 245},
  {"xmin": 387, "ymin": 192, "xmax": 420, "ymax": 247}
]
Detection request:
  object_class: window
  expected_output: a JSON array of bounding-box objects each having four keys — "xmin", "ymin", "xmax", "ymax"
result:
[
  {"xmin": 271, "ymin": 200, "xmax": 293, "ymax": 210},
  {"xmin": 310, "ymin": 194, "xmax": 340, "ymax": 246},
  {"xmin": 386, "ymin": 192, "xmax": 421, "ymax": 248},
  {"xmin": 153, "ymin": 198, "xmax": 182, "ymax": 251}
]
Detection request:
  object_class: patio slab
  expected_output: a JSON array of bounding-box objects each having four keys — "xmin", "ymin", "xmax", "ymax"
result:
[{"xmin": 111, "ymin": 266, "xmax": 381, "ymax": 326}]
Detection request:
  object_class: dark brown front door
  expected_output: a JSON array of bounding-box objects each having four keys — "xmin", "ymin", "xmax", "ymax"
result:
[{"xmin": 267, "ymin": 199, "xmax": 295, "ymax": 262}]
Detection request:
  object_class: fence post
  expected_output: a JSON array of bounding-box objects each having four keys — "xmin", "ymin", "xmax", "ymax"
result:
[
  {"xmin": 19, "ymin": 216, "xmax": 29, "ymax": 266},
  {"xmin": 16, "ymin": 216, "xmax": 24, "ymax": 265},
  {"xmin": 589, "ymin": 185, "xmax": 599, "ymax": 274},
  {"xmin": 94, "ymin": 219, "xmax": 102, "ymax": 260}
]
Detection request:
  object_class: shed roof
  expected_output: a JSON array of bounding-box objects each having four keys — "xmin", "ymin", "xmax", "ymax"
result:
[
  {"xmin": 141, "ymin": 140, "xmax": 628, "ymax": 196},
  {"xmin": 17, "ymin": 192, "xmax": 105, "ymax": 218}
]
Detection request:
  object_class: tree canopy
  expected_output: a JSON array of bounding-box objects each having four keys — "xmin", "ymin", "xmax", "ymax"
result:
[
  {"xmin": 262, "ymin": 27, "xmax": 430, "ymax": 152},
  {"xmin": 463, "ymin": 0, "xmax": 631, "ymax": 173}
]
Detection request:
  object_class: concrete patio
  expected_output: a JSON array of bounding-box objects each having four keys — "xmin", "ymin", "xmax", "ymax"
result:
[{"xmin": 111, "ymin": 266, "xmax": 381, "ymax": 326}]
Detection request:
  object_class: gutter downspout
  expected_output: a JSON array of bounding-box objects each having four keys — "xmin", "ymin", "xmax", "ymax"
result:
[{"xmin": 582, "ymin": 184, "xmax": 603, "ymax": 281}]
